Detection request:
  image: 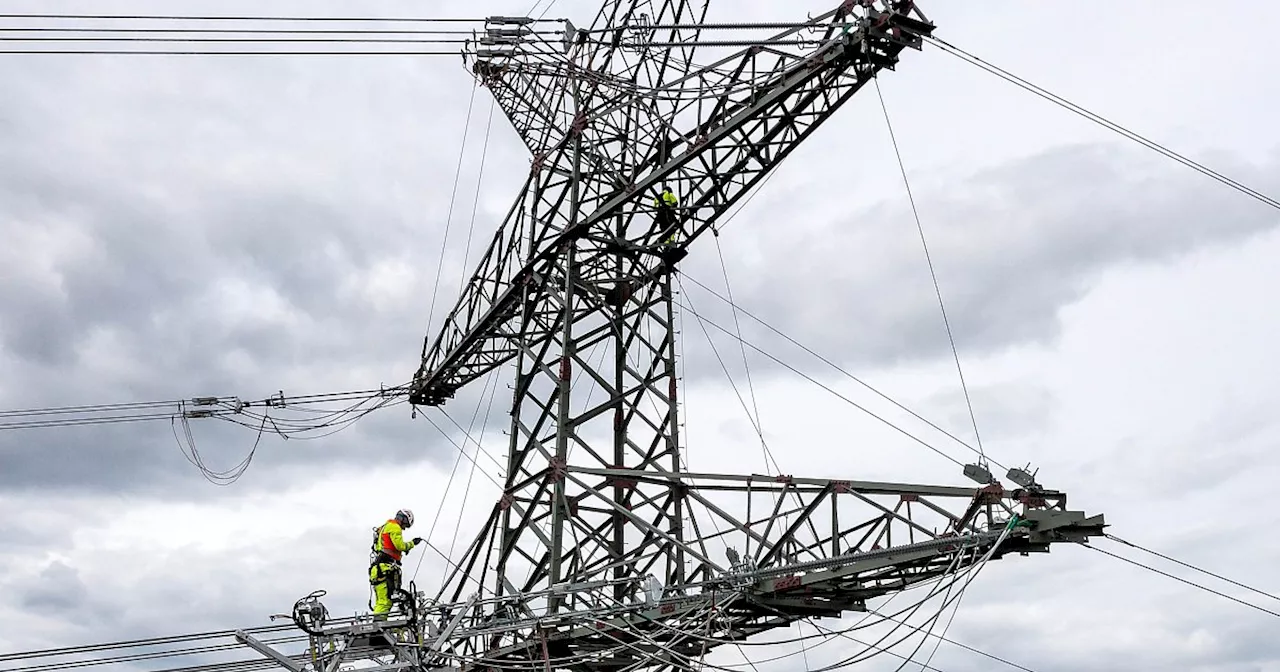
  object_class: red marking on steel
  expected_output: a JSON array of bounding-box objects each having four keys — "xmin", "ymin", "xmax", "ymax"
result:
[
  {"xmin": 1019, "ymin": 494, "xmax": 1047, "ymax": 508},
  {"xmin": 772, "ymin": 575, "xmax": 801, "ymax": 591},
  {"xmin": 545, "ymin": 458, "xmax": 567, "ymax": 484}
]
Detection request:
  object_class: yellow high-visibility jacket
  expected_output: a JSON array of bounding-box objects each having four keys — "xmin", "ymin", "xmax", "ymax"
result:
[
  {"xmin": 653, "ymin": 191, "xmax": 678, "ymax": 208},
  {"xmin": 373, "ymin": 519, "xmax": 414, "ymax": 562}
]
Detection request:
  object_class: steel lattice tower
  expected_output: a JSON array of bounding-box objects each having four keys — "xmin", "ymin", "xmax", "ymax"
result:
[{"xmin": 244, "ymin": 2, "xmax": 1106, "ymax": 670}]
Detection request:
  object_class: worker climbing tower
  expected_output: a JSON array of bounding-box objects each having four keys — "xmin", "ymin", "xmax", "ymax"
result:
[{"xmin": 243, "ymin": 1, "xmax": 1106, "ymax": 670}]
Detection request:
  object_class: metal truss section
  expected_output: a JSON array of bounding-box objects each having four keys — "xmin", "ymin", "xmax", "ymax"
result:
[
  {"xmin": 323, "ymin": 2, "xmax": 1116, "ymax": 672},
  {"xmin": 410, "ymin": 5, "xmax": 948, "ymax": 658},
  {"xmin": 250, "ymin": 472, "xmax": 1101, "ymax": 672},
  {"xmin": 428, "ymin": 267, "xmax": 689, "ymax": 617},
  {"xmin": 473, "ymin": 2, "xmax": 711, "ymax": 157},
  {"xmin": 410, "ymin": 1, "xmax": 935, "ymax": 406},
  {"xmin": 430, "ymin": 469, "xmax": 1103, "ymax": 670}
]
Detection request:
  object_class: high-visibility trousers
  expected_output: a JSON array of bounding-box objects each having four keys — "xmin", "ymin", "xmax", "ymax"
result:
[{"xmin": 370, "ymin": 562, "xmax": 401, "ymax": 614}]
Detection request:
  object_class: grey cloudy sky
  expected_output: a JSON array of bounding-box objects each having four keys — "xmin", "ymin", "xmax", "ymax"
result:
[{"xmin": 2, "ymin": 0, "xmax": 1280, "ymax": 670}]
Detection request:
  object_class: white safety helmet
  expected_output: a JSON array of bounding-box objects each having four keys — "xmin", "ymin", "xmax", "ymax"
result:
[{"xmin": 396, "ymin": 508, "xmax": 415, "ymax": 528}]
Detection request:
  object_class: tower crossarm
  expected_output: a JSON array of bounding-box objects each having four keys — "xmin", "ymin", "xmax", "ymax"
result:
[
  {"xmin": 416, "ymin": 470, "xmax": 1103, "ymax": 669},
  {"xmin": 264, "ymin": 468, "xmax": 1101, "ymax": 672},
  {"xmin": 246, "ymin": 462, "xmax": 1102, "ymax": 672},
  {"xmin": 473, "ymin": 1, "xmax": 712, "ymax": 156},
  {"xmin": 411, "ymin": 3, "xmax": 934, "ymax": 406}
]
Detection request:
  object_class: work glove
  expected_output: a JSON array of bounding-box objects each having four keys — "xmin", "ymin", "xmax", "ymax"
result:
[{"xmin": 412, "ymin": 537, "xmax": 424, "ymax": 545}]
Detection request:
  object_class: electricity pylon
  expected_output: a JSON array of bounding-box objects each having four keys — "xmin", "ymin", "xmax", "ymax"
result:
[{"xmin": 246, "ymin": 2, "xmax": 1104, "ymax": 670}]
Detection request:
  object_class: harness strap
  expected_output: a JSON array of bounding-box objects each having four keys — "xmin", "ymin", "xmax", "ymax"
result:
[{"xmin": 369, "ymin": 561, "xmax": 403, "ymax": 586}]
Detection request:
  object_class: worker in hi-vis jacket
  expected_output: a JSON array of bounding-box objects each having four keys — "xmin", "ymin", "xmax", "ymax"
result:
[{"xmin": 369, "ymin": 509, "xmax": 422, "ymax": 615}]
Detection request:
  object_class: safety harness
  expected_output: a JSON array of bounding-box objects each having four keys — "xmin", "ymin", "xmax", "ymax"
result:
[
  {"xmin": 369, "ymin": 520, "xmax": 403, "ymax": 587},
  {"xmin": 370, "ymin": 561, "xmax": 400, "ymax": 586}
]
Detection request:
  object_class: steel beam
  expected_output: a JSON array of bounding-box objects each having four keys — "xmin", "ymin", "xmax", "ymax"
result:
[{"xmin": 234, "ymin": 630, "xmax": 303, "ymax": 672}]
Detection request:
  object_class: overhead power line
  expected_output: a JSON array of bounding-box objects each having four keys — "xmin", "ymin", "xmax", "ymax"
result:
[
  {"xmin": 1105, "ymin": 534, "xmax": 1280, "ymax": 605},
  {"xmin": 867, "ymin": 612, "xmax": 1037, "ymax": 672},
  {"xmin": 925, "ymin": 35, "xmax": 1280, "ymax": 213},
  {"xmin": 0, "ymin": 386, "xmax": 407, "ymax": 431},
  {"xmin": 0, "ymin": 624, "xmax": 296, "ymax": 662},
  {"xmin": 680, "ymin": 273, "xmax": 1004, "ymax": 471},
  {"xmin": 0, "ymin": 397, "xmax": 215, "ymax": 418},
  {"xmin": 1083, "ymin": 543, "xmax": 1280, "ymax": 620},
  {"xmin": 0, "ymin": 13, "xmax": 564, "ymax": 54},
  {"xmin": 0, "ymin": 14, "xmax": 520, "ymax": 23},
  {"xmin": 875, "ymin": 77, "xmax": 988, "ymax": 470},
  {"xmin": 0, "ymin": 386, "xmax": 408, "ymax": 486},
  {"xmin": 0, "ymin": 28, "xmax": 484, "ymax": 34},
  {"xmin": 0, "ymin": 50, "xmax": 468, "ymax": 55},
  {"xmin": 0, "ymin": 36, "xmax": 476, "ymax": 43},
  {"xmin": 675, "ymin": 298, "xmax": 969, "ymax": 469},
  {"xmin": 2, "ymin": 634, "xmax": 307, "ymax": 672}
]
